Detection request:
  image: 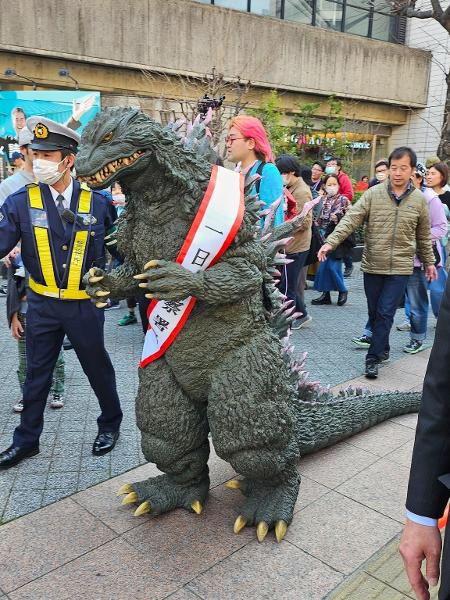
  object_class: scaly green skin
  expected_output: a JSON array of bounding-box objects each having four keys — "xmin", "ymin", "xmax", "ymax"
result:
[{"xmin": 75, "ymin": 108, "xmax": 420, "ymax": 540}]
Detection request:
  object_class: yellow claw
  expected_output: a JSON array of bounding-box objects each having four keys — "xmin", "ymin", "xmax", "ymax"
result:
[
  {"xmin": 121, "ymin": 492, "xmax": 138, "ymax": 505},
  {"xmin": 134, "ymin": 501, "xmax": 151, "ymax": 516},
  {"xmin": 138, "ymin": 282, "xmax": 148, "ymax": 289},
  {"xmin": 106, "ymin": 240, "xmax": 116, "ymax": 246},
  {"xmin": 89, "ymin": 267, "xmax": 96, "ymax": 277},
  {"xmin": 133, "ymin": 273, "xmax": 148, "ymax": 280},
  {"xmin": 95, "ymin": 301, "xmax": 108, "ymax": 309},
  {"xmin": 116, "ymin": 483, "xmax": 134, "ymax": 497},
  {"xmin": 275, "ymin": 520, "xmax": 288, "ymax": 543},
  {"xmin": 256, "ymin": 521, "xmax": 269, "ymax": 543},
  {"xmin": 225, "ymin": 479, "xmax": 241, "ymax": 490},
  {"xmin": 89, "ymin": 275, "xmax": 104, "ymax": 283},
  {"xmin": 144, "ymin": 259, "xmax": 160, "ymax": 270},
  {"xmin": 233, "ymin": 515, "xmax": 247, "ymax": 534},
  {"xmin": 95, "ymin": 290, "xmax": 110, "ymax": 297},
  {"xmin": 145, "ymin": 293, "xmax": 154, "ymax": 299},
  {"xmin": 191, "ymin": 500, "xmax": 203, "ymax": 515}
]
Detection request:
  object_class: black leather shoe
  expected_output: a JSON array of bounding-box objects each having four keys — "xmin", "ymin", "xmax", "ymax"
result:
[
  {"xmin": 365, "ymin": 361, "xmax": 379, "ymax": 379},
  {"xmin": 0, "ymin": 444, "xmax": 39, "ymax": 469},
  {"xmin": 311, "ymin": 292, "xmax": 332, "ymax": 305},
  {"xmin": 92, "ymin": 431, "xmax": 120, "ymax": 456},
  {"xmin": 337, "ymin": 291, "xmax": 348, "ymax": 306}
]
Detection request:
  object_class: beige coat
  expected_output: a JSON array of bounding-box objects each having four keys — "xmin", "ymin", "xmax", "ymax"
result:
[
  {"xmin": 325, "ymin": 181, "xmax": 435, "ymax": 275},
  {"xmin": 286, "ymin": 177, "xmax": 312, "ymax": 254}
]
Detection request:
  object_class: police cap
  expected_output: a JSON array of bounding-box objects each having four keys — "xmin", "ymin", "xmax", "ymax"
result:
[{"xmin": 27, "ymin": 116, "xmax": 81, "ymax": 154}]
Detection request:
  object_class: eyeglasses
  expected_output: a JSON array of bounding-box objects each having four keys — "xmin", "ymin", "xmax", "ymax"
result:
[{"xmin": 225, "ymin": 136, "xmax": 245, "ymax": 145}]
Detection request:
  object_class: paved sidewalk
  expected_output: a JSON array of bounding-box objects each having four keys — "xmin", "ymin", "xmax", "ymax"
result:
[
  {"xmin": 0, "ymin": 344, "xmax": 433, "ymax": 599},
  {"xmin": 0, "ymin": 266, "xmax": 434, "ymax": 523}
]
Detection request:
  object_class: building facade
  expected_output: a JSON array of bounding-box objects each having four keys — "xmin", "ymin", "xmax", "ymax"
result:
[{"xmin": 0, "ymin": 0, "xmax": 431, "ymax": 175}]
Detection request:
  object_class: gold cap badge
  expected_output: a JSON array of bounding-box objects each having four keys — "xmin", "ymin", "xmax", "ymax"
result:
[{"xmin": 34, "ymin": 123, "xmax": 49, "ymax": 139}]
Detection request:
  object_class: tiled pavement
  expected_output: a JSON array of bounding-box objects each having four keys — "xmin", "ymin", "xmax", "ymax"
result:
[{"xmin": 0, "ymin": 266, "xmax": 439, "ymax": 598}]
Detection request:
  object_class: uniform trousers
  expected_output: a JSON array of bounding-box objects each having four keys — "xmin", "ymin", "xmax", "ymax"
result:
[{"xmin": 13, "ymin": 291, "xmax": 122, "ymax": 448}]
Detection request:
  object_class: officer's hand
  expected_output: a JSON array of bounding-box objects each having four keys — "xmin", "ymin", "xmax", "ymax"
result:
[
  {"xmin": 134, "ymin": 260, "xmax": 198, "ymax": 301},
  {"xmin": 425, "ymin": 265, "xmax": 438, "ymax": 282},
  {"xmin": 317, "ymin": 243, "xmax": 332, "ymax": 262},
  {"xmin": 83, "ymin": 267, "xmax": 111, "ymax": 308},
  {"xmin": 3, "ymin": 246, "xmax": 20, "ymax": 268},
  {"xmin": 399, "ymin": 519, "xmax": 441, "ymax": 600},
  {"xmin": 10, "ymin": 313, "xmax": 24, "ymax": 341}
]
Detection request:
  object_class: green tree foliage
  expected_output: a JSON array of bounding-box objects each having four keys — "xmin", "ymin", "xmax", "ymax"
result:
[{"xmin": 248, "ymin": 90, "xmax": 292, "ymax": 156}]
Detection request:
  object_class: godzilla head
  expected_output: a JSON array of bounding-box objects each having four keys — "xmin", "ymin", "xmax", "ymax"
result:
[{"xmin": 75, "ymin": 107, "xmax": 180, "ymax": 190}]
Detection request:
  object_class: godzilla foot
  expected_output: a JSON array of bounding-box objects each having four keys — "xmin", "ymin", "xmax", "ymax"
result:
[
  {"xmin": 117, "ymin": 472, "xmax": 210, "ymax": 517},
  {"xmin": 225, "ymin": 473, "xmax": 300, "ymax": 543}
]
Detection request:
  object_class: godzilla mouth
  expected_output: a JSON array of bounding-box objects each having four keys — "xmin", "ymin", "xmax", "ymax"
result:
[{"xmin": 81, "ymin": 150, "xmax": 146, "ymax": 186}]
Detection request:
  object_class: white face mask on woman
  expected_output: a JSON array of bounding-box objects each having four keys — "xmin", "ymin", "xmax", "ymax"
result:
[
  {"xmin": 375, "ymin": 171, "xmax": 387, "ymax": 182},
  {"xmin": 281, "ymin": 174, "xmax": 290, "ymax": 186},
  {"xmin": 325, "ymin": 185, "xmax": 339, "ymax": 196},
  {"xmin": 33, "ymin": 158, "xmax": 68, "ymax": 185}
]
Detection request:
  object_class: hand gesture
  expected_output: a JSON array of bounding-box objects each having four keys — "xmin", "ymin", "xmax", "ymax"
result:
[
  {"xmin": 317, "ymin": 243, "xmax": 332, "ymax": 262},
  {"xmin": 134, "ymin": 260, "xmax": 198, "ymax": 301},
  {"xmin": 425, "ymin": 265, "xmax": 438, "ymax": 282},
  {"xmin": 399, "ymin": 519, "xmax": 441, "ymax": 600},
  {"xmin": 11, "ymin": 313, "xmax": 24, "ymax": 340},
  {"xmin": 72, "ymin": 95, "xmax": 96, "ymax": 122}
]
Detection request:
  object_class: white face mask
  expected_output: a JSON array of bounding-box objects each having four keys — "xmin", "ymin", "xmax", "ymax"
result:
[
  {"xmin": 375, "ymin": 171, "xmax": 387, "ymax": 182},
  {"xmin": 281, "ymin": 174, "xmax": 290, "ymax": 186},
  {"xmin": 33, "ymin": 158, "xmax": 67, "ymax": 185},
  {"xmin": 325, "ymin": 185, "xmax": 339, "ymax": 196}
]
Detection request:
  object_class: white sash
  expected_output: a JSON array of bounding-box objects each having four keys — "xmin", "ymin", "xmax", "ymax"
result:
[{"xmin": 140, "ymin": 165, "xmax": 244, "ymax": 367}]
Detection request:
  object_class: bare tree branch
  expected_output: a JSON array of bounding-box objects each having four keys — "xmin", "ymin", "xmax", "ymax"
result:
[
  {"xmin": 405, "ymin": 7, "xmax": 434, "ymax": 18},
  {"xmin": 430, "ymin": 0, "xmax": 444, "ymax": 18}
]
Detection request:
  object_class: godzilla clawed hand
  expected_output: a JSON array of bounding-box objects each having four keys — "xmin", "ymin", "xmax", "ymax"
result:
[
  {"xmin": 133, "ymin": 259, "xmax": 198, "ymax": 301},
  {"xmin": 83, "ymin": 267, "xmax": 111, "ymax": 308}
]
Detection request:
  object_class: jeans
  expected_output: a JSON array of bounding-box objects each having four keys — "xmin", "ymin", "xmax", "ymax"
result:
[
  {"xmin": 406, "ymin": 268, "xmax": 429, "ymax": 341},
  {"xmin": 279, "ymin": 250, "xmax": 309, "ymax": 317},
  {"xmin": 314, "ymin": 258, "xmax": 347, "ymax": 293},
  {"xmin": 404, "ymin": 266, "xmax": 447, "ymax": 328},
  {"xmin": 364, "ymin": 273, "xmax": 409, "ymax": 362}
]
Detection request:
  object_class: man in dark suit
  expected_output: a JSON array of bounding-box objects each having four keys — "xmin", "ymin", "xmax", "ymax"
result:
[
  {"xmin": 400, "ymin": 277, "xmax": 450, "ymax": 599},
  {"xmin": 0, "ymin": 117, "xmax": 123, "ymax": 469}
]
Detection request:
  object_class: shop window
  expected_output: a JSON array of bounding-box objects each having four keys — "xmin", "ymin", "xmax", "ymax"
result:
[
  {"xmin": 215, "ymin": 0, "xmax": 248, "ymax": 10},
  {"xmin": 250, "ymin": 0, "xmax": 283, "ymax": 16},
  {"xmin": 315, "ymin": 0, "xmax": 343, "ymax": 31},
  {"xmin": 345, "ymin": 5, "xmax": 370, "ymax": 36},
  {"xmin": 284, "ymin": 0, "xmax": 314, "ymax": 24}
]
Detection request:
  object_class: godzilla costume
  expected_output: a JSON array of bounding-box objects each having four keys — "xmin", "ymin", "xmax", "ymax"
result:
[{"xmin": 75, "ymin": 108, "xmax": 420, "ymax": 543}]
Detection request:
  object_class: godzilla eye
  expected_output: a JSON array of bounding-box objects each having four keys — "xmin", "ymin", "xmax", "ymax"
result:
[{"xmin": 102, "ymin": 132, "xmax": 113, "ymax": 143}]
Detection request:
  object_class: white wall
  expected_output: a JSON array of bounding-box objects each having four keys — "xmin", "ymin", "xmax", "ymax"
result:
[{"xmin": 389, "ymin": 9, "xmax": 450, "ymax": 162}]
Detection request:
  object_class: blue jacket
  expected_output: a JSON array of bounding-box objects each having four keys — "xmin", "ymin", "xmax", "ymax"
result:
[
  {"xmin": 0, "ymin": 179, "xmax": 116, "ymax": 290},
  {"xmin": 249, "ymin": 161, "xmax": 284, "ymax": 227}
]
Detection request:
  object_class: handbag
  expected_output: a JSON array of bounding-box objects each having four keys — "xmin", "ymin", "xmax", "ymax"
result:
[{"xmin": 305, "ymin": 223, "xmax": 323, "ymax": 266}]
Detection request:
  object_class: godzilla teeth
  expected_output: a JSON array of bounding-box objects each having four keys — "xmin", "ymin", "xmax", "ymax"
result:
[{"xmin": 85, "ymin": 150, "xmax": 144, "ymax": 186}]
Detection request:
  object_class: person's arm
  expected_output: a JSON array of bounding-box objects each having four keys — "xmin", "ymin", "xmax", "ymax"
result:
[
  {"xmin": 401, "ymin": 280, "xmax": 450, "ymax": 598},
  {"xmin": 10, "ymin": 312, "xmax": 24, "ymax": 341},
  {"xmin": 0, "ymin": 196, "xmax": 21, "ymax": 259},
  {"xmin": 416, "ymin": 201, "xmax": 436, "ymax": 268},
  {"xmin": 259, "ymin": 164, "xmax": 284, "ymax": 227},
  {"xmin": 338, "ymin": 172, "xmax": 353, "ymax": 201},
  {"xmin": 428, "ymin": 195, "xmax": 448, "ymax": 241}
]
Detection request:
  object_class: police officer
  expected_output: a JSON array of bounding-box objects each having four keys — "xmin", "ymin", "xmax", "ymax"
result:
[{"xmin": 0, "ymin": 117, "xmax": 123, "ymax": 469}]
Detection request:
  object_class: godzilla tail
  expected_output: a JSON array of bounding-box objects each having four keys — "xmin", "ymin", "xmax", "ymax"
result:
[{"xmin": 294, "ymin": 390, "xmax": 421, "ymax": 456}]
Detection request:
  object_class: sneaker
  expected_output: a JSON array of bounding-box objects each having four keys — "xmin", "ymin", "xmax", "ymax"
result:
[
  {"xmin": 351, "ymin": 335, "xmax": 372, "ymax": 349},
  {"xmin": 396, "ymin": 321, "xmax": 411, "ymax": 332},
  {"xmin": 50, "ymin": 395, "xmax": 64, "ymax": 409},
  {"xmin": 13, "ymin": 400, "xmax": 23, "ymax": 413},
  {"xmin": 379, "ymin": 351, "xmax": 390, "ymax": 364},
  {"xmin": 104, "ymin": 300, "xmax": 121, "ymax": 311},
  {"xmin": 365, "ymin": 360, "xmax": 378, "ymax": 379},
  {"xmin": 403, "ymin": 340, "xmax": 427, "ymax": 354},
  {"xmin": 291, "ymin": 315, "xmax": 312, "ymax": 330},
  {"xmin": 118, "ymin": 312, "xmax": 138, "ymax": 326}
]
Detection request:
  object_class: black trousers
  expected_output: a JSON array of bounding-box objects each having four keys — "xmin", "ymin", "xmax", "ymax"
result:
[
  {"xmin": 13, "ymin": 292, "xmax": 123, "ymax": 448},
  {"xmin": 278, "ymin": 250, "xmax": 309, "ymax": 318}
]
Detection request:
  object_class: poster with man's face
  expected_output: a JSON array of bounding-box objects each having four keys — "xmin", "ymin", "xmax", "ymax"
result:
[{"xmin": 0, "ymin": 91, "xmax": 100, "ymax": 174}]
